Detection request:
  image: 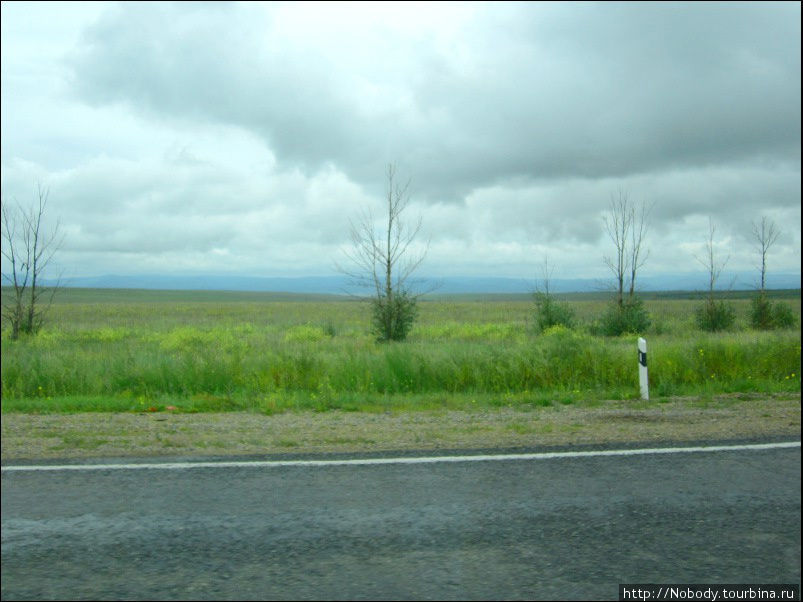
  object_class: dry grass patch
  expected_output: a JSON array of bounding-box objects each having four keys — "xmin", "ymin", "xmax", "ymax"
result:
[{"xmin": 2, "ymin": 394, "xmax": 799, "ymax": 461}]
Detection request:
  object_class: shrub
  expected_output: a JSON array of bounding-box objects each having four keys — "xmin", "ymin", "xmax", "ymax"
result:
[
  {"xmin": 533, "ymin": 292, "xmax": 575, "ymax": 332},
  {"xmin": 696, "ymin": 299, "xmax": 736, "ymax": 332},
  {"xmin": 598, "ymin": 297, "xmax": 651, "ymax": 336},
  {"xmin": 750, "ymin": 293, "xmax": 773, "ymax": 330},
  {"xmin": 372, "ymin": 291, "xmax": 417, "ymax": 342},
  {"xmin": 772, "ymin": 303, "xmax": 797, "ymax": 329},
  {"xmin": 750, "ymin": 293, "xmax": 797, "ymax": 330},
  {"xmin": 321, "ymin": 319, "xmax": 338, "ymax": 338}
]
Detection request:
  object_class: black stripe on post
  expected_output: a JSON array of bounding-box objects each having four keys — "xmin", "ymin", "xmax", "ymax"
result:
[{"xmin": 638, "ymin": 351, "xmax": 647, "ymax": 367}]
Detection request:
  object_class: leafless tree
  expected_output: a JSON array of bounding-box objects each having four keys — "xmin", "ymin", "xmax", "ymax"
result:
[
  {"xmin": 694, "ymin": 217, "xmax": 735, "ymax": 331},
  {"xmin": 533, "ymin": 256, "xmax": 575, "ymax": 331},
  {"xmin": 1, "ymin": 184, "xmax": 63, "ymax": 339},
  {"xmin": 602, "ymin": 190, "xmax": 652, "ymax": 305},
  {"xmin": 696, "ymin": 217, "xmax": 729, "ymax": 299},
  {"xmin": 535, "ymin": 256, "xmax": 556, "ymax": 297},
  {"xmin": 751, "ymin": 217, "xmax": 781, "ymax": 293},
  {"xmin": 339, "ymin": 164, "xmax": 429, "ymax": 341}
]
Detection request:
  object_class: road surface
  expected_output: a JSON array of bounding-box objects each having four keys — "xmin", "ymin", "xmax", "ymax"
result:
[{"xmin": 2, "ymin": 441, "xmax": 800, "ymax": 600}]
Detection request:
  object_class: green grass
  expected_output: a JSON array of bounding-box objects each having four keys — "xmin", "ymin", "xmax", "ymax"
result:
[{"xmin": 1, "ymin": 288, "xmax": 799, "ymax": 413}]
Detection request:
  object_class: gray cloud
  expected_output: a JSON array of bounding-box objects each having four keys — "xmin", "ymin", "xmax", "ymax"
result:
[
  {"xmin": 68, "ymin": 2, "xmax": 800, "ymax": 202},
  {"xmin": 2, "ymin": 2, "xmax": 800, "ymax": 281}
]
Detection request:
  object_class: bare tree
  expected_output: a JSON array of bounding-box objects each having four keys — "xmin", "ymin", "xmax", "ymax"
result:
[
  {"xmin": 535, "ymin": 255, "xmax": 556, "ymax": 297},
  {"xmin": 1, "ymin": 184, "xmax": 63, "ymax": 339},
  {"xmin": 748, "ymin": 217, "xmax": 794, "ymax": 329},
  {"xmin": 602, "ymin": 190, "xmax": 652, "ymax": 306},
  {"xmin": 628, "ymin": 199, "xmax": 651, "ymax": 299},
  {"xmin": 533, "ymin": 256, "xmax": 574, "ymax": 332},
  {"xmin": 339, "ymin": 164, "xmax": 429, "ymax": 341},
  {"xmin": 751, "ymin": 216, "xmax": 781, "ymax": 293},
  {"xmin": 694, "ymin": 217, "xmax": 735, "ymax": 331},
  {"xmin": 696, "ymin": 217, "xmax": 729, "ymax": 298}
]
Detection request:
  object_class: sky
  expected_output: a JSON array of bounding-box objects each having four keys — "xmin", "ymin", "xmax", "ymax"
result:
[{"xmin": 1, "ymin": 1, "xmax": 800, "ymax": 287}]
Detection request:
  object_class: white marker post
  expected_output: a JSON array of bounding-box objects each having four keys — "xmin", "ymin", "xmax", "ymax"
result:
[{"xmin": 638, "ymin": 337, "xmax": 649, "ymax": 400}]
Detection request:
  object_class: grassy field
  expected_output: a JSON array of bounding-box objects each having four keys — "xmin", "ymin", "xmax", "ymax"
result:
[{"xmin": 1, "ymin": 288, "xmax": 800, "ymax": 414}]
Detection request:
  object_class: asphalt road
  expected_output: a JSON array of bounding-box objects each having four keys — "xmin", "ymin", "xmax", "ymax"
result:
[{"xmin": 2, "ymin": 442, "xmax": 800, "ymax": 600}]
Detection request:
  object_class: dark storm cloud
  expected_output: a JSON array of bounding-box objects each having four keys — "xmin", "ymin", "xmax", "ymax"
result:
[{"xmin": 68, "ymin": 2, "xmax": 800, "ymax": 203}]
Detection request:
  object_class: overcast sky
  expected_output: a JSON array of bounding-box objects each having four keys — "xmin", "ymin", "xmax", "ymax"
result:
[{"xmin": 1, "ymin": 1, "xmax": 800, "ymax": 284}]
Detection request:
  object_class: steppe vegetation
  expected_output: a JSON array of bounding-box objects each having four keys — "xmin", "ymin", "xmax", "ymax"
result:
[{"xmin": 1, "ymin": 288, "xmax": 799, "ymax": 415}]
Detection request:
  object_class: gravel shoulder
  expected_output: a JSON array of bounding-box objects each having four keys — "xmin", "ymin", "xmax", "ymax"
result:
[{"xmin": 2, "ymin": 394, "xmax": 800, "ymax": 462}]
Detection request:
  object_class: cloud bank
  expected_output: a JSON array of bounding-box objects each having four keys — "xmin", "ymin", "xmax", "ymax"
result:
[{"xmin": 1, "ymin": 1, "xmax": 800, "ymax": 283}]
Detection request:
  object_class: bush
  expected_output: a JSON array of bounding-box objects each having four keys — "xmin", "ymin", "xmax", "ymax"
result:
[
  {"xmin": 533, "ymin": 292, "xmax": 575, "ymax": 332},
  {"xmin": 598, "ymin": 297, "xmax": 651, "ymax": 336},
  {"xmin": 372, "ymin": 291, "xmax": 417, "ymax": 341},
  {"xmin": 750, "ymin": 293, "xmax": 797, "ymax": 330},
  {"xmin": 696, "ymin": 299, "xmax": 736, "ymax": 332},
  {"xmin": 772, "ymin": 303, "xmax": 797, "ymax": 329},
  {"xmin": 750, "ymin": 294, "xmax": 772, "ymax": 330}
]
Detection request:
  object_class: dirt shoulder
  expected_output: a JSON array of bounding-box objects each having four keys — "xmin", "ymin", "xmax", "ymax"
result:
[{"xmin": 2, "ymin": 394, "xmax": 800, "ymax": 462}]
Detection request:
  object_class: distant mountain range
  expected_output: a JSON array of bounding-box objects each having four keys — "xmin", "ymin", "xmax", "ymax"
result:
[{"xmin": 46, "ymin": 272, "xmax": 801, "ymax": 295}]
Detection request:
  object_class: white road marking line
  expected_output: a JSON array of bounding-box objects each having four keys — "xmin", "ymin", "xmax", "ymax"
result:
[{"xmin": 2, "ymin": 441, "xmax": 799, "ymax": 473}]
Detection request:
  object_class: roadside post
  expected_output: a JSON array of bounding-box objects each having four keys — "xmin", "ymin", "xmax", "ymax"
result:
[{"xmin": 638, "ymin": 337, "xmax": 649, "ymax": 400}]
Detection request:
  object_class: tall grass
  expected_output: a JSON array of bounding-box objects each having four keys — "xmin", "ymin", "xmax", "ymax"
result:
[{"xmin": 1, "ymin": 292, "xmax": 799, "ymax": 412}]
